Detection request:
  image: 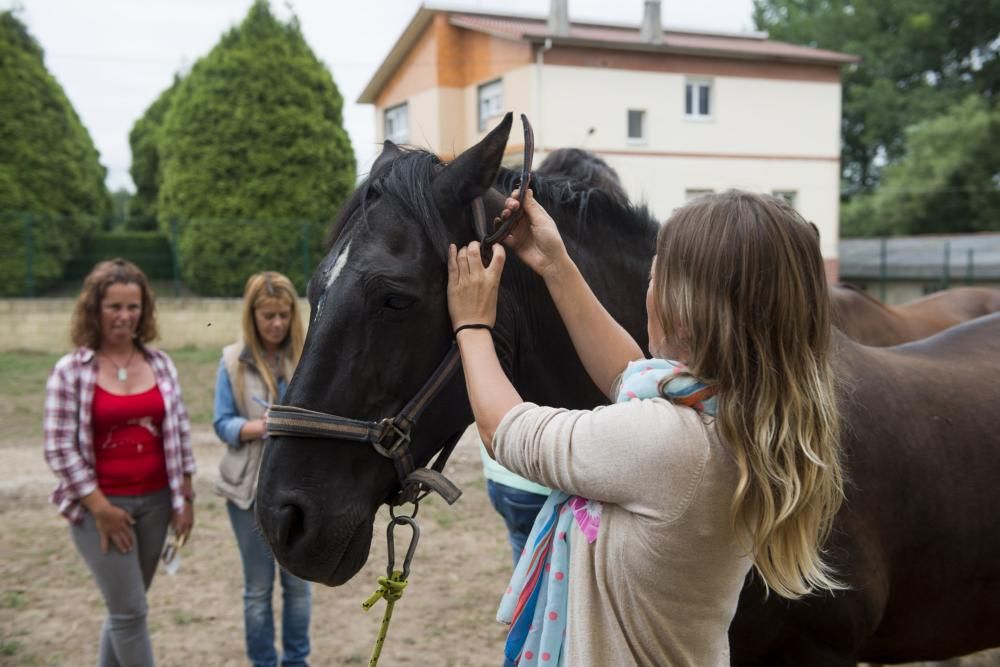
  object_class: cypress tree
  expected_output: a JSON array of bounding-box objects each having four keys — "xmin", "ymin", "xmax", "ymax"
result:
[
  {"xmin": 157, "ymin": 1, "xmax": 356, "ymax": 295},
  {"xmin": 0, "ymin": 10, "xmax": 110, "ymax": 295},
  {"xmin": 128, "ymin": 76, "xmax": 181, "ymax": 231}
]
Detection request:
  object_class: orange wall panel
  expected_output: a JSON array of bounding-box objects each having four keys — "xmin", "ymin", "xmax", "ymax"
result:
[
  {"xmin": 376, "ymin": 23, "xmax": 438, "ymax": 108},
  {"xmin": 377, "ymin": 16, "xmax": 535, "ymax": 109},
  {"xmin": 457, "ymin": 30, "xmax": 533, "ymax": 86}
]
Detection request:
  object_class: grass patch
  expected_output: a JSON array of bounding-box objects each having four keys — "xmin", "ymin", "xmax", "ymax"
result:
[
  {"xmin": 0, "ymin": 350, "xmax": 61, "ymax": 447},
  {"xmin": 172, "ymin": 610, "xmax": 195, "ymax": 625},
  {"xmin": 0, "ymin": 639, "xmax": 22, "ymax": 656},
  {"xmin": 0, "ymin": 345, "xmax": 222, "ymax": 446},
  {"xmin": 2, "ymin": 590, "xmax": 26, "ymax": 608},
  {"xmin": 168, "ymin": 345, "xmax": 222, "ymax": 425}
]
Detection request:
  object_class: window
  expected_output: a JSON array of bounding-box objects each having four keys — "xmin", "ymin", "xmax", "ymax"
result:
[
  {"xmin": 478, "ymin": 79, "xmax": 504, "ymax": 131},
  {"xmin": 384, "ymin": 103, "xmax": 408, "ymax": 144},
  {"xmin": 685, "ymin": 188, "xmax": 714, "ymax": 202},
  {"xmin": 773, "ymin": 190, "xmax": 798, "ymax": 208},
  {"xmin": 685, "ymin": 79, "xmax": 712, "ymax": 118},
  {"xmin": 627, "ymin": 109, "xmax": 646, "ymax": 142}
]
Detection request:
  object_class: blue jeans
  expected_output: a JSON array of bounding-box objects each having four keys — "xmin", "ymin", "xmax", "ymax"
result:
[
  {"xmin": 227, "ymin": 501, "xmax": 312, "ymax": 667},
  {"xmin": 486, "ymin": 480, "xmax": 549, "ymax": 566}
]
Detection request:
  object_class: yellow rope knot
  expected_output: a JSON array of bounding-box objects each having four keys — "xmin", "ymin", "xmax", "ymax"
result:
[
  {"xmin": 362, "ymin": 570, "xmax": 409, "ymax": 667},
  {"xmin": 363, "ymin": 570, "xmax": 408, "ymax": 609}
]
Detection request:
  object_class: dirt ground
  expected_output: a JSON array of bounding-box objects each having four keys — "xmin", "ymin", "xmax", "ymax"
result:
[
  {"xmin": 1, "ymin": 426, "xmax": 514, "ymax": 666},
  {"xmin": 1, "ymin": 349, "xmax": 997, "ymax": 666}
]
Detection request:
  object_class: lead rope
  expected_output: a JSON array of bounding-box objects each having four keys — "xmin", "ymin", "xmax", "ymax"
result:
[{"xmin": 362, "ymin": 513, "xmax": 420, "ymax": 667}]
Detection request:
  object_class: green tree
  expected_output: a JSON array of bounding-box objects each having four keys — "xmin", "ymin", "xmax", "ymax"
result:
[
  {"xmin": 156, "ymin": 0, "xmax": 356, "ymax": 295},
  {"xmin": 0, "ymin": 10, "xmax": 110, "ymax": 295},
  {"xmin": 110, "ymin": 188, "xmax": 133, "ymax": 230},
  {"xmin": 754, "ymin": 0, "xmax": 1000, "ymax": 196},
  {"xmin": 128, "ymin": 76, "xmax": 181, "ymax": 231},
  {"xmin": 842, "ymin": 96, "xmax": 1000, "ymax": 236}
]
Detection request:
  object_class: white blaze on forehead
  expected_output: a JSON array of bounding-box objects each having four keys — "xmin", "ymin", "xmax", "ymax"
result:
[
  {"xmin": 314, "ymin": 240, "xmax": 351, "ymax": 321},
  {"xmin": 325, "ymin": 241, "xmax": 352, "ymax": 291}
]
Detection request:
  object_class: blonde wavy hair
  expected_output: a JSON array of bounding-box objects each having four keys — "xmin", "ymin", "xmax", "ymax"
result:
[
  {"xmin": 238, "ymin": 271, "xmax": 305, "ymax": 402},
  {"xmin": 653, "ymin": 191, "xmax": 844, "ymax": 598}
]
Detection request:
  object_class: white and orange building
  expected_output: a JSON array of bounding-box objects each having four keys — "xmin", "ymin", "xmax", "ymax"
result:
[{"xmin": 358, "ymin": 2, "xmax": 857, "ymax": 279}]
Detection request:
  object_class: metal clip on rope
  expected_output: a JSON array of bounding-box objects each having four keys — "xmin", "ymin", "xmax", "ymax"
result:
[{"xmin": 362, "ymin": 515, "xmax": 421, "ymax": 667}]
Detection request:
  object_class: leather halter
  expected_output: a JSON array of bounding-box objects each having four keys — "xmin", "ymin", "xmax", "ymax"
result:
[{"xmin": 266, "ymin": 114, "xmax": 535, "ymax": 507}]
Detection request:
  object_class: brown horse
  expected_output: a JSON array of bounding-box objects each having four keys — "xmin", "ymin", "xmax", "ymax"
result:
[{"xmin": 831, "ymin": 283, "xmax": 1000, "ymax": 346}]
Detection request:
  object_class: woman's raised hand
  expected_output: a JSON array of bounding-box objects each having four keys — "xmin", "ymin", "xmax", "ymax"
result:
[
  {"xmin": 447, "ymin": 241, "xmax": 506, "ymax": 331},
  {"xmin": 500, "ymin": 189, "xmax": 569, "ymax": 280}
]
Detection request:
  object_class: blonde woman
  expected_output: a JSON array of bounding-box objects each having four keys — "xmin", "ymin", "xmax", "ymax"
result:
[
  {"xmin": 212, "ymin": 271, "xmax": 311, "ymax": 667},
  {"xmin": 447, "ymin": 190, "xmax": 844, "ymax": 665}
]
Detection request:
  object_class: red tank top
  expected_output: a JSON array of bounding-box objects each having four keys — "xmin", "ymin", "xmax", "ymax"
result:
[{"xmin": 92, "ymin": 384, "xmax": 168, "ymax": 496}]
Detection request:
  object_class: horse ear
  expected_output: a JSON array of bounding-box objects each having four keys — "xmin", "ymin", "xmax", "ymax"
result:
[
  {"xmin": 372, "ymin": 140, "xmax": 403, "ymax": 175},
  {"xmin": 433, "ymin": 112, "xmax": 513, "ymax": 209}
]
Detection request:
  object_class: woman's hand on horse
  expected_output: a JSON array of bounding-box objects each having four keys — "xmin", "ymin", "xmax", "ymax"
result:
[
  {"xmin": 447, "ymin": 241, "xmax": 506, "ymax": 331},
  {"xmin": 93, "ymin": 503, "xmax": 136, "ymax": 554},
  {"xmin": 501, "ymin": 189, "xmax": 569, "ymax": 281}
]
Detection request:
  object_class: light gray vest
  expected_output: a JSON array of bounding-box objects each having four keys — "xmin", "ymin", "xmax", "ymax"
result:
[{"xmin": 214, "ymin": 343, "xmax": 287, "ymax": 509}]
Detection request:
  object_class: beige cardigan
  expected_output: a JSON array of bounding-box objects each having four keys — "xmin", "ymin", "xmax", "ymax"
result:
[{"xmin": 494, "ymin": 399, "xmax": 752, "ymax": 666}]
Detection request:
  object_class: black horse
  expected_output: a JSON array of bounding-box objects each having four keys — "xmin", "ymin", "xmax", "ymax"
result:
[
  {"xmin": 256, "ymin": 113, "xmax": 1000, "ymax": 665},
  {"xmin": 535, "ymin": 146, "xmax": 630, "ymax": 206}
]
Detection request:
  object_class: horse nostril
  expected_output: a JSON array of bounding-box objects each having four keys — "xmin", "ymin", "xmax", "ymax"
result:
[{"xmin": 277, "ymin": 503, "xmax": 307, "ymax": 551}]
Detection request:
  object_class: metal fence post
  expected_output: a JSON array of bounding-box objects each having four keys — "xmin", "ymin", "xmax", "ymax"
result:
[
  {"xmin": 302, "ymin": 220, "xmax": 311, "ymax": 294},
  {"xmin": 966, "ymin": 249, "xmax": 974, "ymax": 285},
  {"xmin": 24, "ymin": 213, "xmax": 35, "ymax": 297},
  {"xmin": 170, "ymin": 218, "xmax": 181, "ymax": 298},
  {"xmin": 942, "ymin": 241, "xmax": 950, "ymax": 290},
  {"xmin": 878, "ymin": 237, "xmax": 887, "ymax": 303}
]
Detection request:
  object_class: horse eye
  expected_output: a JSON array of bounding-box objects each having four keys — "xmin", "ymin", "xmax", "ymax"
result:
[{"xmin": 383, "ymin": 295, "xmax": 415, "ymax": 311}]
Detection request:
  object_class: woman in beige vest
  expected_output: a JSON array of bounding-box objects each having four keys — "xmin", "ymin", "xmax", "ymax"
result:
[{"xmin": 212, "ymin": 271, "xmax": 311, "ymax": 667}]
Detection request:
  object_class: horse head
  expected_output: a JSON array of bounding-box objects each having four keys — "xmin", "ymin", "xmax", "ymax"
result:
[{"xmin": 254, "ymin": 114, "xmax": 524, "ymax": 585}]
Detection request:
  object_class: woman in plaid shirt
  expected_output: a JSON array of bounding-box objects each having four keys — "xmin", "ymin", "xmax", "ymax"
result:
[{"xmin": 43, "ymin": 258, "xmax": 196, "ymax": 667}]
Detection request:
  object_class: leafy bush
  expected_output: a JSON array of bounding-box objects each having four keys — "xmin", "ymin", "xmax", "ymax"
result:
[
  {"xmin": 128, "ymin": 77, "xmax": 181, "ymax": 231},
  {"xmin": 65, "ymin": 231, "xmax": 174, "ymax": 281},
  {"xmin": 842, "ymin": 96, "xmax": 1000, "ymax": 237},
  {"xmin": 155, "ymin": 1, "xmax": 355, "ymax": 295},
  {"xmin": 0, "ymin": 10, "xmax": 110, "ymax": 295}
]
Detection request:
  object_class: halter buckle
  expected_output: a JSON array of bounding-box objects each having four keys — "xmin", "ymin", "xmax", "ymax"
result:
[{"xmin": 377, "ymin": 419, "xmax": 412, "ymax": 454}]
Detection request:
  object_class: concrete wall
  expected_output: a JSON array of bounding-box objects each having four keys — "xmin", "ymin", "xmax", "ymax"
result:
[
  {"xmin": 536, "ymin": 66, "xmax": 841, "ymax": 157},
  {"xmin": 0, "ymin": 299, "xmax": 310, "ymax": 353},
  {"xmin": 534, "ymin": 64, "xmax": 843, "ymax": 260}
]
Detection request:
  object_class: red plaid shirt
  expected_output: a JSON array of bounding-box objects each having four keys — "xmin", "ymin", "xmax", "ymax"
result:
[{"xmin": 44, "ymin": 346, "xmax": 196, "ymax": 523}]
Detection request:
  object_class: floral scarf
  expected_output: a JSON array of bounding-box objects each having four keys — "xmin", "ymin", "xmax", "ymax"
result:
[{"xmin": 497, "ymin": 358, "xmax": 717, "ymax": 666}]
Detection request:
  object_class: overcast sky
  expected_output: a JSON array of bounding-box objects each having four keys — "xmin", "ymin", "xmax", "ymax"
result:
[{"xmin": 11, "ymin": 0, "xmax": 755, "ymax": 191}]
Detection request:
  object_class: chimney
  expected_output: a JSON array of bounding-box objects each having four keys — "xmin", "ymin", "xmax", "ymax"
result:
[
  {"xmin": 640, "ymin": 0, "xmax": 663, "ymax": 45},
  {"xmin": 548, "ymin": 0, "xmax": 569, "ymax": 37}
]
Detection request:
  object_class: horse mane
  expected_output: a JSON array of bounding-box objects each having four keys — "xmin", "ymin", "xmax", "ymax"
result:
[
  {"xmin": 535, "ymin": 147, "xmax": 630, "ymax": 206},
  {"xmin": 324, "ymin": 149, "xmax": 449, "ymax": 258},
  {"xmin": 498, "ymin": 166, "xmax": 660, "ymax": 251},
  {"xmin": 326, "ymin": 148, "xmax": 660, "ymax": 260}
]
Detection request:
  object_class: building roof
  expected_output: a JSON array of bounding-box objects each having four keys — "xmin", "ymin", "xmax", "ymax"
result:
[
  {"xmin": 448, "ymin": 13, "xmax": 858, "ymax": 64},
  {"xmin": 839, "ymin": 234, "xmax": 1000, "ymax": 281},
  {"xmin": 358, "ymin": 4, "xmax": 859, "ymax": 104}
]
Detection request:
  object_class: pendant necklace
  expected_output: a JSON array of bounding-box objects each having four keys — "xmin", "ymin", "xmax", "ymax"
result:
[{"xmin": 103, "ymin": 347, "xmax": 136, "ymax": 382}]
